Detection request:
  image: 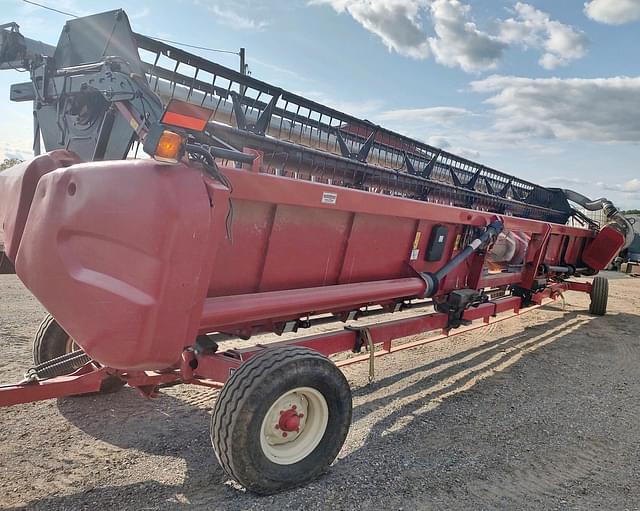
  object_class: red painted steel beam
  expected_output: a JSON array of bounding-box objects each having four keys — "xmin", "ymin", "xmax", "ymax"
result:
[
  {"xmin": 192, "ymin": 295, "xmax": 525, "ymax": 384},
  {"xmin": 199, "ymin": 278, "xmax": 427, "ymax": 333},
  {"xmin": 232, "ymin": 297, "xmax": 522, "ymax": 361},
  {"xmin": 222, "ymin": 167, "xmax": 594, "ymax": 238},
  {"xmin": 0, "ymin": 366, "xmax": 106, "ymax": 407},
  {"xmin": 565, "ymin": 281, "xmax": 592, "ymax": 293},
  {"xmin": 193, "ymin": 352, "xmax": 243, "ymax": 385},
  {"xmin": 531, "ymin": 280, "xmax": 592, "ymax": 303},
  {"xmin": 477, "ymin": 272, "xmax": 524, "ymax": 289}
]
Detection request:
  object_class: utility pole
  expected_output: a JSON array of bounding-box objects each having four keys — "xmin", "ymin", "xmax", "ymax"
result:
[{"xmin": 239, "ymin": 47, "xmax": 246, "ymax": 96}]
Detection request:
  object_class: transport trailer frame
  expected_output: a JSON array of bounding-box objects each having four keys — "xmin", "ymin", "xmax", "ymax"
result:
[
  {"xmin": 0, "ymin": 279, "xmax": 590, "ymax": 405},
  {"xmin": 0, "ymin": 9, "xmax": 627, "ymax": 495}
]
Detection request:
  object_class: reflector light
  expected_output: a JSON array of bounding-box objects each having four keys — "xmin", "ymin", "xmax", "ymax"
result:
[
  {"xmin": 154, "ymin": 130, "xmax": 184, "ymax": 163},
  {"xmin": 161, "ymin": 99, "xmax": 213, "ymax": 132}
]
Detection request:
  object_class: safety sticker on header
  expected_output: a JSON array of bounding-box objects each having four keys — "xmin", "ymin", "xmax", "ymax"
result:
[{"xmin": 322, "ymin": 192, "xmax": 338, "ymax": 205}]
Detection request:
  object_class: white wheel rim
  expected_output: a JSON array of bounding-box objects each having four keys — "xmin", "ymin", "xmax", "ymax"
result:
[{"xmin": 259, "ymin": 386, "xmax": 329, "ymax": 465}]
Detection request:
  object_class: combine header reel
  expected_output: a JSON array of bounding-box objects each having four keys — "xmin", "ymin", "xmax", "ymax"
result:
[{"xmin": 0, "ymin": 10, "xmax": 633, "ymax": 494}]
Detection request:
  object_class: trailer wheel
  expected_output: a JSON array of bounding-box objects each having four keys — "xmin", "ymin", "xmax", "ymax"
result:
[
  {"xmin": 211, "ymin": 346, "xmax": 352, "ymax": 494},
  {"xmin": 33, "ymin": 314, "xmax": 124, "ymax": 393},
  {"xmin": 589, "ymin": 276, "xmax": 608, "ymax": 316}
]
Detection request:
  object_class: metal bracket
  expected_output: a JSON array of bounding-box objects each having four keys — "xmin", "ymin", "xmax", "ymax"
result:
[
  {"xmin": 465, "ymin": 168, "xmax": 482, "ymax": 191},
  {"xmin": 230, "ymin": 90, "xmax": 281, "ymax": 136},
  {"xmin": 194, "ymin": 334, "xmax": 218, "ymax": 356},
  {"xmin": 344, "ymin": 325, "xmax": 375, "ymax": 383},
  {"xmin": 334, "ymin": 127, "xmax": 378, "ymax": 163},
  {"xmin": 435, "ymin": 289, "xmax": 488, "ymax": 330}
]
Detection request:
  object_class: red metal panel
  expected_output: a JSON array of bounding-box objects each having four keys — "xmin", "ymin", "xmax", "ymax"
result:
[
  {"xmin": 543, "ymin": 234, "xmax": 564, "ymax": 265},
  {"xmin": 582, "ymin": 226, "xmax": 625, "ymax": 270},
  {"xmin": 207, "ymin": 200, "xmax": 276, "ymax": 296},
  {"xmin": 0, "ymin": 150, "xmax": 81, "ymax": 261},
  {"xmin": 15, "ymin": 159, "xmax": 228, "ymax": 370},
  {"xmin": 564, "ymin": 236, "xmax": 585, "ymax": 265},
  {"xmin": 259, "ymin": 205, "xmax": 353, "ymax": 290},
  {"xmin": 520, "ymin": 224, "xmax": 552, "ymax": 289},
  {"xmin": 339, "ymin": 213, "xmax": 416, "ymax": 283},
  {"xmin": 222, "ymin": 168, "xmax": 593, "ymax": 237}
]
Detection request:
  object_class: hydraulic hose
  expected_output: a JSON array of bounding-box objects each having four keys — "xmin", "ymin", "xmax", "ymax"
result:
[
  {"xmin": 421, "ymin": 219, "xmax": 504, "ymax": 297},
  {"xmin": 563, "ymin": 189, "xmax": 634, "ymax": 249}
]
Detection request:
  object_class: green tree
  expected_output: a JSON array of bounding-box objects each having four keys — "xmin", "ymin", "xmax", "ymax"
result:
[{"xmin": 0, "ymin": 158, "xmax": 22, "ymax": 171}]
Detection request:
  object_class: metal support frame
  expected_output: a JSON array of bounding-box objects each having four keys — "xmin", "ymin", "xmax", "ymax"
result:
[
  {"xmin": 0, "ymin": 285, "xmax": 591, "ymax": 407},
  {"xmin": 1, "ymin": 9, "xmax": 581, "ymax": 224}
]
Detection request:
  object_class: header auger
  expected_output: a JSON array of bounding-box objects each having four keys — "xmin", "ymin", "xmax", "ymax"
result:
[{"xmin": 0, "ymin": 9, "xmax": 632, "ymax": 494}]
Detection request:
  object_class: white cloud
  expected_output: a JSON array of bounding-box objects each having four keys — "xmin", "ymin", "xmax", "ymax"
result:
[
  {"xmin": 372, "ymin": 106, "xmax": 481, "ymax": 158},
  {"xmin": 584, "ymin": 0, "xmax": 640, "ymax": 25},
  {"xmin": 1, "ymin": 142, "xmax": 32, "ymax": 162},
  {"xmin": 377, "ymin": 106, "xmax": 471, "ymax": 124},
  {"xmin": 623, "ymin": 178, "xmax": 640, "ymax": 192},
  {"xmin": 470, "ymin": 75, "xmax": 640, "ymax": 143},
  {"xmin": 499, "ymin": 3, "xmax": 589, "ymax": 69},
  {"xmin": 312, "ymin": 0, "xmax": 586, "ymax": 72},
  {"xmin": 209, "ymin": 5, "xmax": 269, "ymax": 30},
  {"xmin": 129, "ymin": 7, "xmax": 151, "ymax": 21},
  {"xmin": 428, "ymin": 0, "xmax": 506, "ymax": 72},
  {"xmin": 311, "ymin": 0, "xmax": 430, "ymax": 58},
  {"xmin": 301, "ymin": 90, "xmax": 384, "ymax": 118}
]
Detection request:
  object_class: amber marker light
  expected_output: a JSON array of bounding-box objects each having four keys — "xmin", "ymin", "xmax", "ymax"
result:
[
  {"xmin": 143, "ymin": 123, "xmax": 185, "ymax": 164},
  {"xmin": 154, "ymin": 130, "xmax": 184, "ymax": 163}
]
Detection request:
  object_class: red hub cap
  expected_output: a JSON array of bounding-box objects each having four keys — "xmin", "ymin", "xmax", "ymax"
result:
[{"xmin": 278, "ymin": 407, "xmax": 304, "ymax": 432}]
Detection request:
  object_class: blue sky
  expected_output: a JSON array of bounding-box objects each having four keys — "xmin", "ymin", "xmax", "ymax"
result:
[{"xmin": 0, "ymin": 0, "xmax": 638, "ymax": 208}]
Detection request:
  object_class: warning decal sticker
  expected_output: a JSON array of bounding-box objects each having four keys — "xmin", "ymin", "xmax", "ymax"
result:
[{"xmin": 321, "ymin": 192, "xmax": 338, "ymax": 204}]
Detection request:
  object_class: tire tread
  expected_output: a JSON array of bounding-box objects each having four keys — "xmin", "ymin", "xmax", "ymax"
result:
[
  {"xmin": 589, "ymin": 276, "xmax": 608, "ymax": 316},
  {"xmin": 211, "ymin": 346, "xmax": 341, "ymax": 492}
]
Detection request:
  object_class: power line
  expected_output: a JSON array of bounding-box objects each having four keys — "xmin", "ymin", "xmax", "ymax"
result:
[
  {"xmin": 22, "ymin": 0, "xmax": 77, "ymax": 17},
  {"xmin": 21, "ymin": 0, "xmax": 240, "ymax": 56},
  {"xmin": 148, "ymin": 36, "xmax": 240, "ymax": 56}
]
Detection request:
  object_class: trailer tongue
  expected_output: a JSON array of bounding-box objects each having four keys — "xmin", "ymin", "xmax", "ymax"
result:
[{"xmin": 0, "ymin": 9, "xmax": 632, "ymax": 494}]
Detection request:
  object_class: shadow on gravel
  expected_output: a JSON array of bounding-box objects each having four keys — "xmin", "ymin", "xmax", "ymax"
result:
[{"xmin": 14, "ymin": 308, "xmax": 639, "ymax": 511}]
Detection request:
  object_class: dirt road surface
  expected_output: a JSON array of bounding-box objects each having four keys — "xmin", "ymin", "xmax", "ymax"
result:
[{"xmin": 1, "ymin": 272, "xmax": 639, "ymax": 510}]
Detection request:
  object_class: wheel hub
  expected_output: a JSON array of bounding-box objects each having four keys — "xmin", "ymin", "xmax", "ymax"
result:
[
  {"xmin": 259, "ymin": 386, "xmax": 329, "ymax": 465},
  {"xmin": 278, "ymin": 407, "xmax": 303, "ymax": 432},
  {"xmin": 264, "ymin": 394, "xmax": 308, "ymax": 445}
]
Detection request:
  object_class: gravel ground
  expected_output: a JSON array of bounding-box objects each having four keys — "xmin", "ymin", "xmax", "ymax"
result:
[{"xmin": 0, "ymin": 272, "xmax": 639, "ymax": 510}]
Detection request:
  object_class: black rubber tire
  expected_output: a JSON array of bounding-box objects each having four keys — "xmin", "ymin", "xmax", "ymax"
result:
[
  {"xmin": 210, "ymin": 346, "xmax": 352, "ymax": 494},
  {"xmin": 589, "ymin": 276, "xmax": 608, "ymax": 316},
  {"xmin": 33, "ymin": 313, "xmax": 124, "ymax": 393}
]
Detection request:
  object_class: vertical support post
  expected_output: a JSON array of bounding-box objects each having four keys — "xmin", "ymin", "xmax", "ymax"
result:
[
  {"xmin": 239, "ymin": 47, "xmax": 246, "ymax": 96},
  {"xmin": 239, "ymin": 47, "xmax": 246, "ymax": 76},
  {"xmin": 521, "ymin": 224, "xmax": 552, "ymax": 290},
  {"xmin": 32, "ymin": 109, "xmax": 41, "ymax": 156}
]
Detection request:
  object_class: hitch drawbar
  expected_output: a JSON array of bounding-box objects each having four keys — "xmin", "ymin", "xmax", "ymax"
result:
[{"xmin": 420, "ymin": 219, "xmax": 504, "ymax": 297}]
